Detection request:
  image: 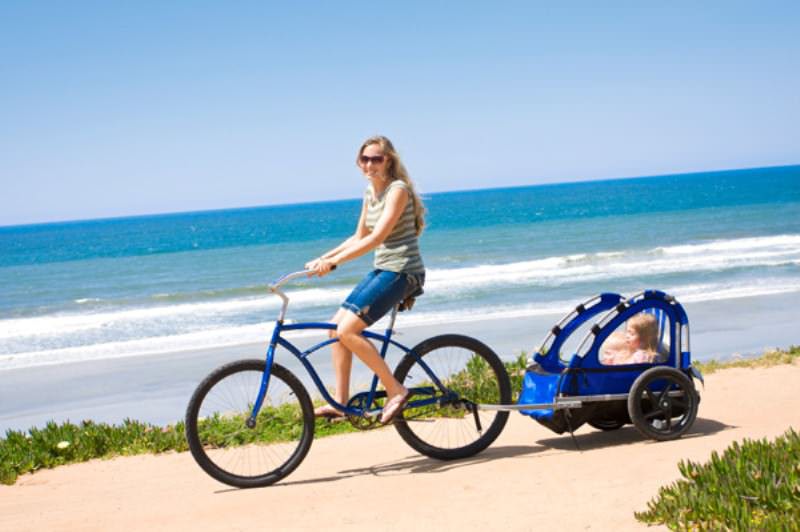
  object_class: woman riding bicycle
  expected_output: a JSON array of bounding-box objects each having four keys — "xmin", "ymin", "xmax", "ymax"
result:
[{"xmin": 305, "ymin": 135, "xmax": 426, "ymax": 424}]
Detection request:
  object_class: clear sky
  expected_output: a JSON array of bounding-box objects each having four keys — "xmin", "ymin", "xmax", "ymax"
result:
[{"xmin": 1, "ymin": 1, "xmax": 798, "ymax": 226}]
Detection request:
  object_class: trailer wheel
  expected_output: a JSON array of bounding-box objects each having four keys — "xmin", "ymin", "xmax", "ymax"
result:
[{"xmin": 627, "ymin": 367, "xmax": 699, "ymax": 441}]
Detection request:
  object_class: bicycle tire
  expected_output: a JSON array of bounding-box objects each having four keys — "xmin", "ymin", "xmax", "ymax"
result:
[
  {"xmin": 393, "ymin": 334, "xmax": 511, "ymax": 460},
  {"xmin": 185, "ymin": 359, "xmax": 314, "ymax": 488}
]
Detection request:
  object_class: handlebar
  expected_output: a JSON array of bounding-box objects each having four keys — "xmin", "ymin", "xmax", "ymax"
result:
[
  {"xmin": 269, "ymin": 265, "xmax": 337, "ymax": 291},
  {"xmin": 269, "ymin": 270, "xmax": 311, "ymax": 291},
  {"xmin": 268, "ymin": 266, "xmax": 337, "ymax": 322}
]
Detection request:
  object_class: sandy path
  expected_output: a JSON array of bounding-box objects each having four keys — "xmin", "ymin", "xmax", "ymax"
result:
[{"xmin": 2, "ymin": 363, "xmax": 799, "ymax": 531}]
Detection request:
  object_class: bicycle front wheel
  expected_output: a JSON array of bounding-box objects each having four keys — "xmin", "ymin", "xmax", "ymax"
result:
[
  {"xmin": 393, "ymin": 334, "xmax": 511, "ymax": 460},
  {"xmin": 185, "ymin": 359, "xmax": 314, "ymax": 488}
]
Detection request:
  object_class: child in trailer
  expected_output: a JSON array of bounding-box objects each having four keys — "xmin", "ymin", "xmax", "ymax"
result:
[{"xmin": 600, "ymin": 312, "xmax": 658, "ymax": 365}]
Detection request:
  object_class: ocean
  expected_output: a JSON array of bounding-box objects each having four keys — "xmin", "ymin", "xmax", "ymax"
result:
[{"xmin": 1, "ymin": 165, "xmax": 799, "ymax": 371}]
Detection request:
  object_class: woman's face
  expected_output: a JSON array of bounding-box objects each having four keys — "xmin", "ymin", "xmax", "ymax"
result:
[
  {"xmin": 358, "ymin": 143, "xmax": 388, "ymax": 180},
  {"xmin": 625, "ymin": 323, "xmax": 641, "ymax": 350}
]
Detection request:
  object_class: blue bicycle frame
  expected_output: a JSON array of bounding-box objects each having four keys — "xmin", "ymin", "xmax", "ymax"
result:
[{"xmin": 247, "ymin": 271, "xmax": 450, "ymax": 424}]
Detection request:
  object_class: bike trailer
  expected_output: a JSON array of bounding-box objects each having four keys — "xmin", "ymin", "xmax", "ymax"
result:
[{"xmin": 517, "ymin": 290, "xmax": 703, "ymax": 441}]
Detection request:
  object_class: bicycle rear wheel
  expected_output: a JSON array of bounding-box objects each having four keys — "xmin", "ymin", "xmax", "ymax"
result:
[
  {"xmin": 185, "ymin": 359, "xmax": 314, "ymax": 488},
  {"xmin": 393, "ymin": 334, "xmax": 511, "ymax": 460}
]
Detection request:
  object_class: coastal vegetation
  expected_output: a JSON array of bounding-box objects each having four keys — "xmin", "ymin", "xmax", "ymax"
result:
[
  {"xmin": 635, "ymin": 428, "xmax": 800, "ymax": 529},
  {"xmin": 634, "ymin": 344, "xmax": 800, "ymax": 529},
  {"xmin": 693, "ymin": 344, "xmax": 800, "ymax": 375},
  {"xmin": 0, "ymin": 354, "xmax": 527, "ymax": 486},
  {"xmin": 1, "ymin": 347, "xmax": 797, "ymax": 489},
  {"xmin": 0, "ymin": 411, "xmax": 360, "ymax": 486}
]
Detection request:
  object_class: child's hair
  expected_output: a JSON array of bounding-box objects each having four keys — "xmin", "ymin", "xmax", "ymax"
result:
[{"xmin": 627, "ymin": 313, "xmax": 659, "ymax": 351}]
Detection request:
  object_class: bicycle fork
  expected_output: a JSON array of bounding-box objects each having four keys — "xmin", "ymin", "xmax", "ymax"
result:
[{"xmin": 247, "ymin": 322, "xmax": 282, "ymax": 428}]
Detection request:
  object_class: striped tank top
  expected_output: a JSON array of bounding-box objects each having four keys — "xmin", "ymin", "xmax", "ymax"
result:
[{"xmin": 364, "ymin": 180, "xmax": 425, "ymax": 274}]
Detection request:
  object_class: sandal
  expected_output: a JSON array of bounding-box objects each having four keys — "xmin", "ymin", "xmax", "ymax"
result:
[
  {"xmin": 314, "ymin": 405, "xmax": 345, "ymax": 420},
  {"xmin": 379, "ymin": 389, "xmax": 412, "ymax": 425}
]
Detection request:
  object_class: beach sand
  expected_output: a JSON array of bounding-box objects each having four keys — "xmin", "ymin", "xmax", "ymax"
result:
[{"xmin": 2, "ymin": 362, "xmax": 799, "ymax": 531}]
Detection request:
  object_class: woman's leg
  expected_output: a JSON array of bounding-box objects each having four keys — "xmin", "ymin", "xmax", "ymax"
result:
[
  {"xmin": 314, "ymin": 308, "xmax": 351, "ymax": 416},
  {"xmin": 336, "ymin": 310, "xmax": 407, "ymax": 399},
  {"xmin": 328, "ymin": 308, "xmax": 352, "ymax": 407}
]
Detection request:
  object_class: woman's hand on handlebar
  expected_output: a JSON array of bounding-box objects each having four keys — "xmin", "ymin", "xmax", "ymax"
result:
[{"xmin": 304, "ymin": 257, "xmax": 337, "ymax": 277}]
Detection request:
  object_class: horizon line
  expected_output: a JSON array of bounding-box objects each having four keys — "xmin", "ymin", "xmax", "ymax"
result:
[{"xmin": 3, "ymin": 163, "xmax": 798, "ymax": 230}]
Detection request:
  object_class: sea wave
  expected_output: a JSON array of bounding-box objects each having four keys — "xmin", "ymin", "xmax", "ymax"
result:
[
  {"xmin": 2, "ymin": 277, "xmax": 800, "ymax": 371},
  {"xmin": 0, "ymin": 287, "xmax": 350, "ymax": 340},
  {"xmin": 74, "ymin": 298, "xmax": 102, "ymax": 304},
  {"xmin": 654, "ymin": 234, "xmax": 800, "ymax": 256},
  {"xmin": 2, "ymin": 234, "xmax": 799, "ymax": 341},
  {"xmin": 424, "ymin": 234, "xmax": 800, "ymax": 292},
  {"xmin": 1, "ymin": 234, "xmax": 799, "ymax": 369}
]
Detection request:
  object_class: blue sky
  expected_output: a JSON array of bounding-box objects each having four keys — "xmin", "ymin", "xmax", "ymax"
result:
[{"xmin": 1, "ymin": 1, "xmax": 798, "ymax": 226}]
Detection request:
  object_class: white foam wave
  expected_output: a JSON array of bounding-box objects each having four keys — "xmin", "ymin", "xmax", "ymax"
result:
[
  {"xmin": 0, "ymin": 299, "xmax": 578, "ymax": 371},
  {"xmin": 74, "ymin": 298, "xmax": 102, "ymax": 304},
  {"xmin": 2, "ymin": 278, "xmax": 799, "ymax": 371},
  {"xmin": 423, "ymin": 234, "xmax": 800, "ymax": 293},
  {"xmin": 0, "ymin": 324, "xmax": 277, "ymax": 370},
  {"xmin": 656, "ymin": 234, "xmax": 800, "ymax": 256},
  {"xmin": 668, "ymin": 279, "xmax": 800, "ymax": 303},
  {"xmin": 2, "ymin": 234, "xmax": 799, "ymax": 370},
  {"xmin": 0, "ymin": 287, "xmax": 349, "ymax": 340},
  {"xmin": 4, "ymin": 234, "xmax": 797, "ymax": 341}
]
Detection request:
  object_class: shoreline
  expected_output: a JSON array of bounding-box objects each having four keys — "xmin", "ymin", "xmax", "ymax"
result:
[
  {"xmin": 2, "ymin": 362, "xmax": 799, "ymax": 531},
  {"xmin": 1, "ymin": 291, "xmax": 798, "ymax": 433}
]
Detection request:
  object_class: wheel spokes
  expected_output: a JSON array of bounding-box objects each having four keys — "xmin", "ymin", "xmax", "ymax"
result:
[
  {"xmin": 645, "ymin": 379, "xmax": 692, "ymax": 432},
  {"xmin": 644, "ymin": 409, "xmax": 663, "ymax": 420},
  {"xmin": 394, "ymin": 338, "xmax": 510, "ymax": 457}
]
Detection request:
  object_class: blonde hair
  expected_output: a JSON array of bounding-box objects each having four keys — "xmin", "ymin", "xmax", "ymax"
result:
[
  {"xmin": 627, "ymin": 313, "xmax": 659, "ymax": 351},
  {"xmin": 357, "ymin": 135, "xmax": 426, "ymax": 235}
]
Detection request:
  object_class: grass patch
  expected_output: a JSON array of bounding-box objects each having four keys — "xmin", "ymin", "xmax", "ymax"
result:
[
  {"xmin": 694, "ymin": 345, "xmax": 800, "ymax": 375},
  {"xmin": 507, "ymin": 353, "xmax": 527, "ymax": 402},
  {"xmin": 1, "ymin": 354, "xmax": 529, "ymax": 486},
  {"xmin": 0, "ymin": 419, "xmax": 187, "ymax": 486},
  {"xmin": 0, "ymin": 412, "xmax": 362, "ymax": 486},
  {"xmin": 636, "ymin": 429, "xmax": 800, "ymax": 529},
  {"xmin": 4, "ymin": 348, "xmax": 793, "ymax": 486}
]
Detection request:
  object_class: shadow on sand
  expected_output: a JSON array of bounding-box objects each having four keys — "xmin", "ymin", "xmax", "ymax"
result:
[
  {"xmin": 213, "ymin": 417, "xmax": 733, "ymax": 491},
  {"xmin": 538, "ymin": 416, "xmax": 734, "ymax": 451},
  {"xmin": 264, "ymin": 445, "xmax": 544, "ymax": 489}
]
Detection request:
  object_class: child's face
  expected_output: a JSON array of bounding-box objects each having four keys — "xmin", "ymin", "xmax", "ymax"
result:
[{"xmin": 625, "ymin": 323, "xmax": 641, "ymax": 350}]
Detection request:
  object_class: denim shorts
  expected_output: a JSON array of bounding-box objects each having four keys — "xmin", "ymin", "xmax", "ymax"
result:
[{"xmin": 341, "ymin": 269, "xmax": 425, "ymax": 326}]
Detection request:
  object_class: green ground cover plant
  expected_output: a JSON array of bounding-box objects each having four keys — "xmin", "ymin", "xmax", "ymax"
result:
[
  {"xmin": 0, "ymin": 355, "xmax": 527, "ymax": 485},
  {"xmin": 693, "ymin": 344, "xmax": 799, "ymax": 375},
  {"xmin": 636, "ymin": 429, "xmax": 800, "ymax": 529},
  {"xmin": 2, "ymin": 348, "xmax": 794, "ymax": 487},
  {"xmin": 0, "ymin": 419, "xmax": 187, "ymax": 485},
  {"xmin": 634, "ymin": 345, "xmax": 800, "ymax": 529},
  {"xmin": 0, "ymin": 412, "xmax": 365, "ymax": 485}
]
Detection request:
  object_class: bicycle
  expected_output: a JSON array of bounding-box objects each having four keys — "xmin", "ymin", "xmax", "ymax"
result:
[{"xmin": 185, "ymin": 269, "xmax": 512, "ymax": 488}]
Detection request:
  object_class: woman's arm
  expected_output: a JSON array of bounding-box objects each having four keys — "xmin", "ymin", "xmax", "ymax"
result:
[
  {"xmin": 331, "ymin": 187, "xmax": 407, "ymax": 263},
  {"xmin": 312, "ymin": 187, "xmax": 408, "ymax": 275}
]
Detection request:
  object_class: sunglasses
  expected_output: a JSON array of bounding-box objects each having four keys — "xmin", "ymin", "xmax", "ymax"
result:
[{"xmin": 359, "ymin": 155, "xmax": 386, "ymax": 165}]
